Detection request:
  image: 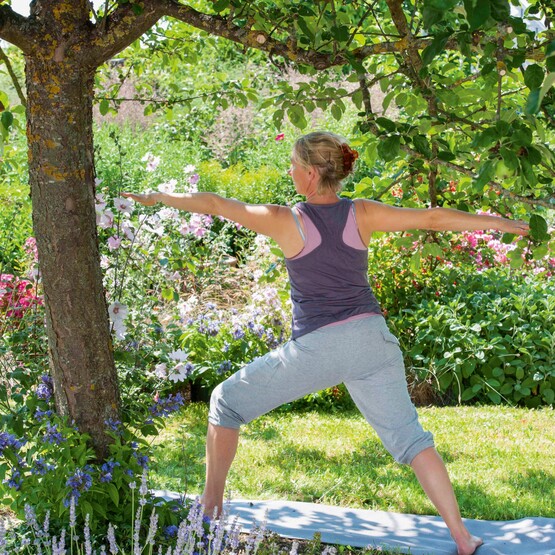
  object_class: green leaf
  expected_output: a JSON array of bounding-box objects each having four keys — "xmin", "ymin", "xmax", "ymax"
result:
[
  {"xmin": 377, "ymin": 135, "xmax": 400, "ymax": 162},
  {"xmin": 375, "ymin": 117, "xmax": 396, "ymax": 132},
  {"xmin": 464, "ymin": 0, "xmax": 491, "ymax": 30},
  {"xmin": 421, "ymin": 32, "xmax": 451, "ymax": 66},
  {"xmin": 473, "ymin": 160, "xmax": 494, "ymax": 192},
  {"xmin": 489, "ymin": 0, "xmax": 510, "ymax": 21},
  {"xmin": 530, "ymin": 214, "xmax": 549, "ymax": 241},
  {"xmin": 543, "ymin": 388, "xmax": 554, "ymax": 404},
  {"xmin": 409, "ymin": 250, "xmax": 421, "ymax": 273},
  {"xmin": 162, "ymin": 288, "xmax": 174, "ymax": 301},
  {"xmin": 524, "ymin": 64, "xmax": 544, "ymax": 90},
  {"xmin": 107, "ymin": 483, "xmax": 120, "ymax": 507},
  {"xmin": 532, "ymin": 245, "xmax": 548, "ymax": 260},
  {"xmin": 461, "ymin": 387, "xmax": 478, "ymax": 401},
  {"xmin": 213, "ymin": 0, "xmax": 230, "ymax": 11},
  {"xmin": 413, "ymin": 135, "xmax": 432, "ymax": 157},
  {"xmin": 331, "ymin": 25, "xmax": 350, "ymax": 42},
  {"xmin": 1, "ymin": 111, "xmax": 13, "ymax": 129},
  {"xmin": 331, "ymin": 104, "xmax": 342, "ymax": 121}
]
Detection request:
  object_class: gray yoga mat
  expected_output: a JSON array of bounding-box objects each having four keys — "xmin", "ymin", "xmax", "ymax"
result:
[{"xmin": 154, "ymin": 492, "xmax": 555, "ymax": 555}]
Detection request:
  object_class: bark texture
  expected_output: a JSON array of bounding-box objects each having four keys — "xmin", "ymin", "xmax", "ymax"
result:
[{"xmin": 25, "ymin": 0, "xmax": 120, "ymax": 459}]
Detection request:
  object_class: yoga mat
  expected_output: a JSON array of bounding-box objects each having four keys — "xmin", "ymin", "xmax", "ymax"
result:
[{"xmin": 154, "ymin": 492, "xmax": 555, "ymax": 555}]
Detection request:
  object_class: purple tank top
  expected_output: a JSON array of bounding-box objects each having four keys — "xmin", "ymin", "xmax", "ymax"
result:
[{"xmin": 284, "ymin": 198, "xmax": 382, "ymax": 340}]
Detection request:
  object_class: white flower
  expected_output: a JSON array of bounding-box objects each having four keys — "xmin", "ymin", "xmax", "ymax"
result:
[
  {"xmin": 169, "ymin": 349, "xmax": 188, "ymax": 362},
  {"xmin": 142, "ymin": 153, "xmax": 161, "ymax": 172},
  {"xmin": 97, "ymin": 209, "xmax": 115, "ymax": 229},
  {"xmin": 109, "ymin": 302, "xmax": 128, "ymax": 339},
  {"xmin": 183, "ymin": 164, "xmax": 196, "ymax": 174},
  {"xmin": 158, "ymin": 179, "xmax": 177, "ymax": 194},
  {"xmin": 114, "ymin": 197, "xmax": 133, "ymax": 214},
  {"xmin": 168, "ymin": 362, "xmax": 190, "ymax": 383},
  {"xmin": 95, "ymin": 193, "xmax": 107, "ymax": 210},
  {"xmin": 154, "ymin": 363, "xmax": 167, "ymax": 379},
  {"xmin": 121, "ymin": 222, "xmax": 135, "ymax": 241}
]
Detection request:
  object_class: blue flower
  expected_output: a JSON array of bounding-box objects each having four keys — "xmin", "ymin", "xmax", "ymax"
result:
[
  {"xmin": 164, "ymin": 524, "xmax": 179, "ymax": 538},
  {"xmin": 35, "ymin": 375, "xmax": 54, "ymax": 401},
  {"xmin": 133, "ymin": 452, "xmax": 149, "ymax": 470},
  {"xmin": 42, "ymin": 423, "xmax": 65, "ymax": 445},
  {"xmin": 64, "ymin": 467, "xmax": 93, "ymax": 506},
  {"xmin": 3, "ymin": 468, "xmax": 22, "ymax": 490},
  {"xmin": 32, "ymin": 457, "xmax": 55, "ymax": 476},
  {"xmin": 104, "ymin": 418, "xmax": 122, "ymax": 434},
  {"xmin": 217, "ymin": 360, "xmax": 232, "ymax": 375},
  {"xmin": 0, "ymin": 431, "xmax": 25, "ymax": 455},
  {"xmin": 232, "ymin": 326, "xmax": 245, "ymax": 340},
  {"xmin": 149, "ymin": 392, "xmax": 185, "ymax": 418},
  {"xmin": 99, "ymin": 460, "xmax": 120, "ymax": 483},
  {"xmin": 35, "ymin": 409, "xmax": 53, "ymax": 422}
]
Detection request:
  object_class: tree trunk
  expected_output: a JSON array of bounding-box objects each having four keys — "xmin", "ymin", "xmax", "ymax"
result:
[{"xmin": 26, "ymin": 55, "xmax": 120, "ymax": 460}]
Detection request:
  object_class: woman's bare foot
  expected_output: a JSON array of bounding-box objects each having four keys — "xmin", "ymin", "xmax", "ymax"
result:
[{"xmin": 453, "ymin": 533, "xmax": 483, "ymax": 555}]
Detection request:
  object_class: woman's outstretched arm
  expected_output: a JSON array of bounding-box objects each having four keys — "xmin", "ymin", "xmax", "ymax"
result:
[
  {"xmin": 122, "ymin": 191, "xmax": 296, "ymax": 243},
  {"xmin": 357, "ymin": 199, "xmax": 530, "ymax": 236}
]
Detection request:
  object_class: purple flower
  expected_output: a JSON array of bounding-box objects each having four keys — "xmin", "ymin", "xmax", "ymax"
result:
[
  {"xmin": 133, "ymin": 452, "xmax": 149, "ymax": 470},
  {"xmin": 0, "ymin": 431, "xmax": 26, "ymax": 454},
  {"xmin": 149, "ymin": 393, "xmax": 185, "ymax": 418},
  {"xmin": 35, "ymin": 409, "xmax": 53, "ymax": 422},
  {"xmin": 217, "ymin": 361, "xmax": 232, "ymax": 375},
  {"xmin": 164, "ymin": 524, "xmax": 179, "ymax": 538},
  {"xmin": 35, "ymin": 375, "xmax": 53, "ymax": 401},
  {"xmin": 104, "ymin": 418, "xmax": 122, "ymax": 434},
  {"xmin": 99, "ymin": 461, "xmax": 120, "ymax": 483},
  {"xmin": 232, "ymin": 327, "xmax": 245, "ymax": 340},
  {"xmin": 42, "ymin": 423, "xmax": 65, "ymax": 445},
  {"xmin": 32, "ymin": 457, "xmax": 55, "ymax": 476},
  {"xmin": 64, "ymin": 467, "xmax": 93, "ymax": 506},
  {"xmin": 3, "ymin": 468, "xmax": 22, "ymax": 490}
]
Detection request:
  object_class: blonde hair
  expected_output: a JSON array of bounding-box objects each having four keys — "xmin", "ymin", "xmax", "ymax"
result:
[{"xmin": 292, "ymin": 132, "xmax": 358, "ymax": 194}]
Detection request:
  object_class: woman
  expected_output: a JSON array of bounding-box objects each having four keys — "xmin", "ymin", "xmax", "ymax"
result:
[{"xmin": 124, "ymin": 131, "xmax": 529, "ymax": 555}]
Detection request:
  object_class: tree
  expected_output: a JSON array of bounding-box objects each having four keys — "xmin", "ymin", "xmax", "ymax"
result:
[{"xmin": 1, "ymin": 0, "xmax": 553, "ymax": 458}]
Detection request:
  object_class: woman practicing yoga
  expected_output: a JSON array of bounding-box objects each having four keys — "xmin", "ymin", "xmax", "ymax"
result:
[{"xmin": 124, "ymin": 131, "xmax": 529, "ymax": 555}]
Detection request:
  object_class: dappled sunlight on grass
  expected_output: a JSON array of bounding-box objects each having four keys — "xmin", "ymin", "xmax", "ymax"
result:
[{"xmin": 151, "ymin": 403, "xmax": 555, "ymax": 521}]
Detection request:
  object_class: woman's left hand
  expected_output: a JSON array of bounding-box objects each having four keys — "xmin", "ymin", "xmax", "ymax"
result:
[{"xmin": 500, "ymin": 219, "xmax": 530, "ymax": 236}]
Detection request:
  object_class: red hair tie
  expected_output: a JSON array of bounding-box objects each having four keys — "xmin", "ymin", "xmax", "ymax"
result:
[{"xmin": 341, "ymin": 144, "xmax": 359, "ymax": 173}]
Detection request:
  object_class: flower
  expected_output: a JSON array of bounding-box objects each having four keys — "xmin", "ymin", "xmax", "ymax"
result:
[
  {"xmin": 97, "ymin": 208, "xmax": 115, "ymax": 229},
  {"xmin": 35, "ymin": 375, "xmax": 54, "ymax": 401},
  {"xmin": 158, "ymin": 179, "xmax": 178, "ymax": 194},
  {"xmin": 168, "ymin": 349, "xmax": 188, "ymax": 362},
  {"xmin": 64, "ymin": 467, "xmax": 93, "ymax": 506},
  {"xmin": 149, "ymin": 393, "xmax": 185, "ymax": 417},
  {"xmin": 154, "ymin": 362, "xmax": 168, "ymax": 379},
  {"xmin": 108, "ymin": 302, "xmax": 128, "ymax": 339},
  {"xmin": 142, "ymin": 153, "xmax": 161, "ymax": 172},
  {"xmin": 183, "ymin": 164, "xmax": 196, "ymax": 174},
  {"xmin": 0, "ymin": 432, "xmax": 25, "ymax": 455},
  {"xmin": 275, "ymin": 133, "xmax": 285, "ymax": 141},
  {"xmin": 42, "ymin": 423, "xmax": 65, "ymax": 445},
  {"xmin": 107, "ymin": 236, "xmax": 122, "ymax": 250},
  {"xmin": 32, "ymin": 457, "xmax": 55, "ymax": 476},
  {"xmin": 168, "ymin": 362, "xmax": 194, "ymax": 383},
  {"xmin": 99, "ymin": 461, "xmax": 120, "ymax": 483},
  {"xmin": 114, "ymin": 197, "xmax": 133, "ymax": 214},
  {"xmin": 189, "ymin": 173, "xmax": 200, "ymax": 186}
]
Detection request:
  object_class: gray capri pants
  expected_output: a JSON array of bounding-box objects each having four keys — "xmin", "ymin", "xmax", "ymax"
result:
[{"xmin": 209, "ymin": 315, "xmax": 434, "ymax": 465}]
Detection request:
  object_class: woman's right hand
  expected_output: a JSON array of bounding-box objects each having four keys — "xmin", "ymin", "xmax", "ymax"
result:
[{"xmin": 122, "ymin": 192, "xmax": 159, "ymax": 207}]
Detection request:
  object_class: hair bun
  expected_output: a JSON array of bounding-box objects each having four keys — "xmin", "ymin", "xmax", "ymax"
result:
[{"xmin": 341, "ymin": 144, "xmax": 359, "ymax": 174}]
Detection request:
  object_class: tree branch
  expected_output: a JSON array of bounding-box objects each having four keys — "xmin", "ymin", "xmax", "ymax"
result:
[
  {"xmin": 0, "ymin": 44, "xmax": 26, "ymax": 106},
  {"xmin": 0, "ymin": 5, "xmax": 35, "ymax": 53},
  {"xmin": 83, "ymin": 0, "xmax": 166, "ymax": 67}
]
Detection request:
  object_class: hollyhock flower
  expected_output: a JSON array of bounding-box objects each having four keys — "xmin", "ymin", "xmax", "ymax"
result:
[
  {"xmin": 114, "ymin": 196, "xmax": 133, "ymax": 214},
  {"xmin": 158, "ymin": 179, "xmax": 178, "ymax": 194},
  {"xmin": 169, "ymin": 349, "xmax": 188, "ymax": 362},
  {"xmin": 189, "ymin": 173, "xmax": 200, "ymax": 186},
  {"xmin": 168, "ymin": 362, "xmax": 194, "ymax": 383},
  {"xmin": 154, "ymin": 362, "xmax": 168, "ymax": 379},
  {"xmin": 107, "ymin": 236, "xmax": 122, "ymax": 250},
  {"xmin": 95, "ymin": 193, "xmax": 107, "ymax": 211},
  {"xmin": 97, "ymin": 209, "xmax": 115, "ymax": 229},
  {"xmin": 183, "ymin": 164, "xmax": 196, "ymax": 174},
  {"xmin": 275, "ymin": 133, "xmax": 285, "ymax": 141},
  {"xmin": 108, "ymin": 302, "xmax": 128, "ymax": 339},
  {"xmin": 121, "ymin": 222, "xmax": 135, "ymax": 241},
  {"xmin": 142, "ymin": 153, "xmax": 161, "ymax": 172}
]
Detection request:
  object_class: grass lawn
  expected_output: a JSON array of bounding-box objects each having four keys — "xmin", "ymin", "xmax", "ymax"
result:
[{"xmin": 150, "ymin": 403, "xmax": 555, "ymax": 521}]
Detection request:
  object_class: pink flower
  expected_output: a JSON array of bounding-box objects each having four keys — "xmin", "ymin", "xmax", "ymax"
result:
[
  {"xmin": 275, "ymin": 133, "xmax": 285, "ymax": 141},
  {"xmin": 141, "ymin": 153, "xmax": 161, "ymax": 172},
  {"xmin": 189, "ymin": 174, "xmax": 200, "ymax": 186},
  {"xmin": 107, "ymin": 236, "xmax": 122, "ymax": 250},
  {"xmin": 114, "ymin": 197, "xmax": 133, "ymax": 214}
]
